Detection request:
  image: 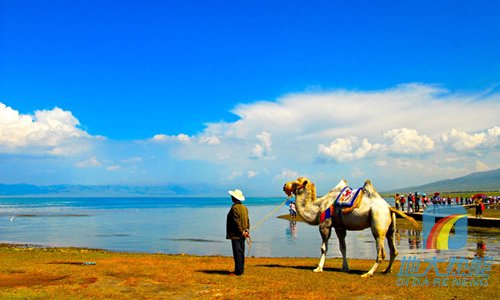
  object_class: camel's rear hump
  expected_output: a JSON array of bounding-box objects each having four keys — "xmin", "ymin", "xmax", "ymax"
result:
[{"xmin": 362, "ymin": 180, "xmax": 381, "ymax": 198}]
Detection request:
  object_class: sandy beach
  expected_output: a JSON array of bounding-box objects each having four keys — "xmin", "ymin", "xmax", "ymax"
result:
[{"xmin": 0, "ymin": 243, "xmax": 498, "ymax": 299}]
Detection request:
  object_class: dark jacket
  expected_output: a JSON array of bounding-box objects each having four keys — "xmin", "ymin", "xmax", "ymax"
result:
[{"xmin": 226, "ymin": 201, "xmax": 250, "ymax": 239}]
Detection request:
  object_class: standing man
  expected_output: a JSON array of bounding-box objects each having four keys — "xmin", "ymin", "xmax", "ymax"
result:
[
  {"xmin": 474, "ymin": 197, "xmax": 483, "ymax": 219},
  {"xmin": 394, "ymin": 193, "xmax": 400, "ymax": 210},
  {"xmin": 226, "ymin": 189, "xmax": 250, "ymax": 276},
  {"xmin": 407, "ymin": 193, "xmax": 413, "ymax": 213},
  {"xmin": 415, "ymin": 193, "xmax": 420, "ymax": 212}
]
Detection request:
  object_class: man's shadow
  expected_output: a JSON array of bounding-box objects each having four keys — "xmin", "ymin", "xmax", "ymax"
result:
[
  {"xmin": 197, "ymin": 265, "xmax": 366, "ymax": 275},
  {"xmin": 255, "ymin": 264, "xmax": 366, "ymax": 275},
  {"xmin": 197, "ymin": 270, "xmax": 232, "ymax": 275}
]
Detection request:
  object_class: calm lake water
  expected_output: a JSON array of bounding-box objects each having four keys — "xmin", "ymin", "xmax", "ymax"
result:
[{"xmin": 0, "ymin": 197, "xmax": 498, "ymax": 263}]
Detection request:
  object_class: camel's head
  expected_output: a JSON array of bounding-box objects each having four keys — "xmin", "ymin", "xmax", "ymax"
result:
[{"xmin": 283, "ymin": 177, "xmax": 311, "ymax": 197}]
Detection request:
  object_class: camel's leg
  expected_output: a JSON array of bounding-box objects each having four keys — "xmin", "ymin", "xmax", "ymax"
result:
[
  {"xmin": 362, "ymin": 235, "xmax": 385, "ymax": 278},
  {"xmin": 383, "ymin": 213, "xmax": 398, "ymax": 274},
  {"xmin": 362, "ymin": 222, "xmax": 388, "ymax": 278},
  {"xmin": 335, "ymin": 227, "xmax": 349, "ymax": 272},
  {"xmin": 314, "ymin": 221, "xmax": 332, "ymax": 273}
]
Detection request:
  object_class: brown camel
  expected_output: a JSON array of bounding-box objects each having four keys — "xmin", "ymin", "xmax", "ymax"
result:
[{"xmin": 283, "ymin": 177, "xmax": 420, "ymax": 277}]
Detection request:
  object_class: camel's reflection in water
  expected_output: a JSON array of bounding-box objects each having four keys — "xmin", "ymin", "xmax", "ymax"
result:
[{"xmin": 395, "ymin": 229, "xmax": 422, "ymax": 249}]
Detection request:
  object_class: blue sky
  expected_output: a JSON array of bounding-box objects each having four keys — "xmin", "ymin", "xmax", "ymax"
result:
[{"xmin": 1, "ymin": 1, "xmax": 499, "ymax": 195}]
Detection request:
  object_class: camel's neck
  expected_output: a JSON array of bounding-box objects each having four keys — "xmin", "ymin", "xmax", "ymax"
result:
[{"xmin": 294, "ymin": 184, "xmax": 335, "ymax": 225}]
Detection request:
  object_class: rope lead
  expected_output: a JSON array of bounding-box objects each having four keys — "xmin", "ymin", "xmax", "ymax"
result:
[
  {"xmin": 250, "ymin": 196, "xmax": 291, "ymax": 232},
  {"xmin": 246, "ymin": 196, "xmax": 292, "ymax": 257}
]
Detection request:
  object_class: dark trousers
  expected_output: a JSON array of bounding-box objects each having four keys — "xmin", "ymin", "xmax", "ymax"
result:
[{"xmin": 231, "ymin": 238, "xmax": 245, "ymax": 275}]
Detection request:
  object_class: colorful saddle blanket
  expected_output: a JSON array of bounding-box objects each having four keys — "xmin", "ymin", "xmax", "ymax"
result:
[{"xmin": 319, "ymin": 186, "xmax": 364, "ymax": 223}]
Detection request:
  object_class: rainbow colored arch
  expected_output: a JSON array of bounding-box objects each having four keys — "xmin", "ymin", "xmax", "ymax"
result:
[{"xmin": 425, "ymin": 214, "xmax": 467, "ymax": 249}]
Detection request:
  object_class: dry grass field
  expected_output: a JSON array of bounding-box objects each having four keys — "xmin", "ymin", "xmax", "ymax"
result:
[{"xmin": 0, "ymin": 244, "xmax": 498, "ymax": 299}]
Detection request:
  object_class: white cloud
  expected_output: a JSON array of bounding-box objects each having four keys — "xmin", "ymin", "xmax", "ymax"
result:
[
  {"xmin": 441, "ymin": 128, "xmax": 486, "ymax": 151},
  {"xmin": 0, "ymin": 103, "xmax": 91, "ymax": 155},
  {"xmin": 485, "ymin": 126, "xmax": 500, "ymax": 147},
  {"xmin": 177, "ymin": 134, "xmax": 191, "ymax": 143},
  {"xmin": 275, "ymin": 169, "xmax": 299, "ymax": 180},
  {"xmin": 440, "ymin": 126, "xmax": 500, "ymax": 151},
  {"xmin": 151, "ymin": 133, "xmax": 221, "ymax": 146},
  {"xmin": 106, "ymin": 165, "xmax": 120, "ymax": 171},
  {"xmin": 151, "ymin": 133, "xmax": 191, "ymax": 144},
  {"xmin": 383, "ymin": 128, "xmax": 434, "ymax": 154},
  {"xmin": 252, "ymin": 131, "xmax": 272, "ymax": 158},
  {"xmin": 487, "ymin": 126, "xmax": 500, "ymax": 137},
  {"xmin": 50, "ymin": 145, "xmax": 89, "ymax": 156},
  {"xmin": 151, "ymin": 134, "xmax": 168, "ymax": 141},
  {"xmin": 247, "ymin": 170, "xmax": 257, "ymax": 178},
  {"xmin": 199, "ymin": 135, "xmax": 220, "ymax": 145},
  {"xmin": 318, "ymin": 137, "xmax": 383, "ymax": 161},
  {"xmin": 318, "ymin": 137, "xmax": 355, "ymax": 161},
  {"xmin": 227, "ymin": 171, "xmax": 243, "ymax": 181},
  {"xmin": 75, "ymin": 156, "xmax": 102, "ymax": 168},
  {"xmin": 356, "ymin": 138, "xmax": 385, "ymax": 158}
]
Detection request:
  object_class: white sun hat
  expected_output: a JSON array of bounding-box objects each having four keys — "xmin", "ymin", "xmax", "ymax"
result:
[{"xmin": 228, "ymin": 189, "xmax": 245, "ymax": 201}]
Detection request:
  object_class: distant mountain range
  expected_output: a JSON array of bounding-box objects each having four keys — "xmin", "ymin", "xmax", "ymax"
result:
[
  {"xmin": 0, "ymin": 183, "xmax": 223, "ymax": 197},
  {"xmin": 383, "ymin": 168, "xmax": 500, "ymax": 194},
  {"xmin": 1, "ymin": 168, "xmax": 499, "ymax": 197}
]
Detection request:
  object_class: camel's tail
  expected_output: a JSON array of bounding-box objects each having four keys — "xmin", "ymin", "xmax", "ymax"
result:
[{"xmin": 389, "ymin": 207, "xmax": 422, "ymax": 230}]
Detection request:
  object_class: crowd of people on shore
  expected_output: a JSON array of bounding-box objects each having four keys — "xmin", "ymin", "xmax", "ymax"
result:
[{"xmin": 393, "ymin": 192, "xmax": 500, "ymax": 218}]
